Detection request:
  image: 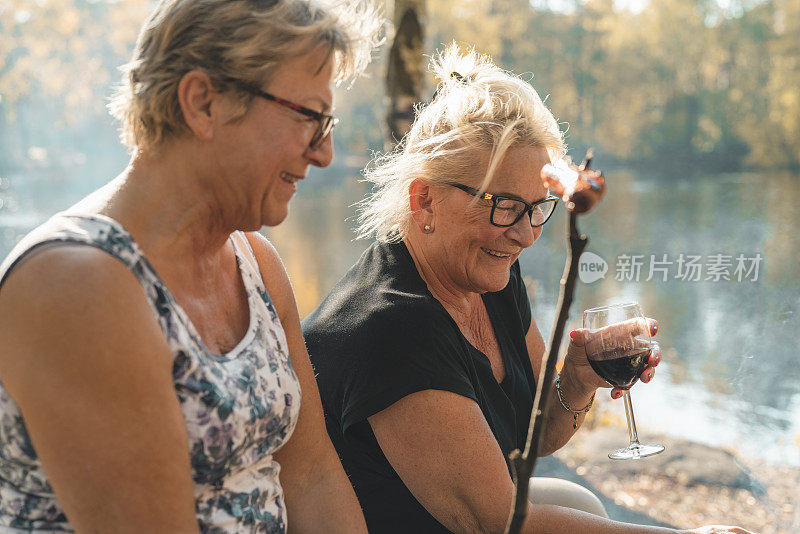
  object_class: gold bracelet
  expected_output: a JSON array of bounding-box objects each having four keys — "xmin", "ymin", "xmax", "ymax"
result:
[{"xmin": 555, "ymin": 374, "xmax": 595, "ymax": 429}]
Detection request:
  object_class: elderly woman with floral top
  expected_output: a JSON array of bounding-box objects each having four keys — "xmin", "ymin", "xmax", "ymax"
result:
[
  {"xmin": 303, "ymin": 44, "xmax": 754, "ymax": 534},
  {"xmin": 0, "ymin": 0, "xmax": 380, "ymax": 531}
]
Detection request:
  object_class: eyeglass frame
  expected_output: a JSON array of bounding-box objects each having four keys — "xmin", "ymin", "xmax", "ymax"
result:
[
  {"xmin": 222, "ymin": 77, "xmax": 339, "ymax": 150},
  {"xmin": 445, "ymin": 182, "xmax": 559, "ymax": 228}
]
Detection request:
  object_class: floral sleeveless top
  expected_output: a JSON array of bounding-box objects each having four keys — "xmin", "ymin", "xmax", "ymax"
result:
[{"xmin": 0, "ymin": 214, "xmax": 302, "ymax": 532}]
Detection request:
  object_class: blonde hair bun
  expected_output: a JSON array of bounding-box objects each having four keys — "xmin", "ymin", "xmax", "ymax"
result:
[{"xmin": 357, "ymin": 42, "xmax": 566, "ymax": 243}]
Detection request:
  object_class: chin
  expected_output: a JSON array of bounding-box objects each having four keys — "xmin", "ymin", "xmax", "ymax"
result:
[
  {"xmin": 491, "ymin": 270, "xmax": 511, "ymax": 292},
  {"xmin": 473, "ymin": 272, "xmax": 512, "ymax": 294},
  {"xmin": 487, "ymin": 280, "xmax": 511, "ymax": 293},
  {"xmin": 261, "ymin": 205, "xmax": 290, "ymax": 227}
]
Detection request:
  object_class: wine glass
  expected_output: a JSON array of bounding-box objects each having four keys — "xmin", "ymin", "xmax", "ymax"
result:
[{"xmin": 583, "ymin": 302, "xmax": 665, "ymax": 460}]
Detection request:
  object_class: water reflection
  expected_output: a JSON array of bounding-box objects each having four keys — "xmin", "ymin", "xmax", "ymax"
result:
[
  {"xmin": 1, "ymin": 163, "xmax": 798, "ymax": 464},
  {"xmin": 263, "ymin": 166, "xmax": 800, "ymax": 464},
  {"xmin": 266, "ymin": 177, "xmax": 370, "ymax": 316}
]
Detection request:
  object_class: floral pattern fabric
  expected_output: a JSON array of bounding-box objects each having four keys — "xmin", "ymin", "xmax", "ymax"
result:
[{"xmin": 0, "ymin": 214, "xmax": 301, "ymax": 533}]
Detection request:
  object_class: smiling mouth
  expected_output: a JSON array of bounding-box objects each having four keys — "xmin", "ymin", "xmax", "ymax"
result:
[
  {"xmin": 482, "ymin": 247, "xmax": 514, "ymax": 259},
  {"xmin": 280, "ymin": 171, "xmax": 304, "ymax": 184}
]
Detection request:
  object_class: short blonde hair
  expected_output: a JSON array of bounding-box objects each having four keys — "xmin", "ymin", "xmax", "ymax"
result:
[
  {"xmin": 109, "ymin": 0, "xmax": 382, "ymax": 149},
  {"xmin": 357, "ymin": 43, "xmax": 565, "ymax": 243}
]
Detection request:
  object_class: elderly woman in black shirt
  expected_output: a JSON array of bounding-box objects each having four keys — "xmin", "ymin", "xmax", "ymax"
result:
[
  {"xmin": 0, "ymin": 0, "xmax": 381, "ymax": 531},
  {"xmin": 303, "ymin": 45, "xmax": 751, "ymax": 534}
]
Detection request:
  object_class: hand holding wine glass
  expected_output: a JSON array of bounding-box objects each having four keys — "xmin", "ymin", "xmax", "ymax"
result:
[
  {"xmin": 582, "ymin": 302, "xmax": 665, "ymax": 460},
  {"xmin": 565, "ymin": 317, "xmax": 661, "ymax": 398}
]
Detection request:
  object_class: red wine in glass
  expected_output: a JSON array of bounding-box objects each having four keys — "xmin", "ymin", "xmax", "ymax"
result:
[
  {"xmin": 583, "ymin": 302, "xmax": 665, "ymax": 460},
  {"xmin": 587, "ymin": 343, "xmax": 651, "ymax": 390}
]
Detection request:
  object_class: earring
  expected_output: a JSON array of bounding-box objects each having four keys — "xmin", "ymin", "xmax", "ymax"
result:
[{"xmin": 423, "ymin": 224, "xmax": 433, "ymax": 233}]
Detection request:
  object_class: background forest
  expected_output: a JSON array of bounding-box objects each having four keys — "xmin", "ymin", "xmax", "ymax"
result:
[
  {"xmin": 1, "ymin": 0, "xmax": 799, "ymax": 174},
  {"xmin": 2, "ymin": 2, "xmax": 799, "ymax": 530}
]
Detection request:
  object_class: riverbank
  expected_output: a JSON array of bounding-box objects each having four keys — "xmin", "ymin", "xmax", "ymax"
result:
[{"xmin": 535, "ymin": 425, "xmax": 799, "ymax": 533}]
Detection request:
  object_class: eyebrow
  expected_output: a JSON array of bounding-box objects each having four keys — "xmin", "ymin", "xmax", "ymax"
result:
[
  {"xmin": 489, "ymin": 189, "xmax": 551, "ymax": 204},
  {"xmin": 303, "ymin": 96, "xmax": 333, "ymax": 114}
]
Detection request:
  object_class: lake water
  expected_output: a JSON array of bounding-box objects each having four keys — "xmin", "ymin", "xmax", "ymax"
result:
[{"xmin": 1, "ymin": 156, "xmax": 798, "ymax": 465}]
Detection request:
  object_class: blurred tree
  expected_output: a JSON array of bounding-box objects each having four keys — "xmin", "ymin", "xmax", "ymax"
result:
[
  {"xmin": 765, "ymin": 0, "xmax": 800, "ymax": 170},
  {"xmin": 386, "ymin": 0, "xmax": 426, "ymax": 148},
  {"xmin": 626, "ymin": 0, "xmax": 711, "ymax": 164},
  {"xmin": 0, "ymin": 0, "xmax": 151, "ymax": 170},
  {"xmin": 714, "ymin": 2, "xmax": 776, "ymax": 169},
  {"xmin": 1, "ymin": 0, "xmax": 798, "ymax": 172},
  {"xmin": 0, "ymin": 0, "xmax": 150, "ymax": 118}
]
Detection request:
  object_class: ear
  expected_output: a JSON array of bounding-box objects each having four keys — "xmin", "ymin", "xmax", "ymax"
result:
[
  {"xmin": 177, "ymin": 70, "xmax": 218, "ymax": 142},
  {"xmin": 409, "ymin": 179, "xmax": 435, "ymax": 231}
]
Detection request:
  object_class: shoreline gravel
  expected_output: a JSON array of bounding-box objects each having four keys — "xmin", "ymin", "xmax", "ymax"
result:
[{"xmin": 546, "ymin": 425, "xmax": 799, "ymax": 533}]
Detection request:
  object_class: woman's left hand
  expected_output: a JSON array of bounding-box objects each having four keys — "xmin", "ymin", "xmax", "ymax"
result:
[{"xmin": 563, "ymin": 318, "xmax": 661, "ymax": 399}]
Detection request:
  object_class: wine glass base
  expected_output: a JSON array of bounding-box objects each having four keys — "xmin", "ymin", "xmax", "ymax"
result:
[{"xmin": 608, "ymin": 442, "xmax": 665, "ymax": 460}]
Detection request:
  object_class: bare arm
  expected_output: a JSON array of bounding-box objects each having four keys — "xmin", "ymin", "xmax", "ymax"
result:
[
  {"xmin": 246, "ymin": 233, "xmax": 367, "ymax": 534},
  {"xmin": 524, "ymin": 319, "xmax": 596, "ymax": 455},
  {"xmin": 0, "ymin": 247, "xmax": 199, "ymax": 533},
  {"xmin": 522, "ymin": 324, "xmax": 752, "ymax": 534},
  {"xmin": 526, "ymin": 318, "xmax": 662, "ymax": 456},
  {"xmin": 369, "ymin": 389, "xmax": 686, "ymax": 534}
]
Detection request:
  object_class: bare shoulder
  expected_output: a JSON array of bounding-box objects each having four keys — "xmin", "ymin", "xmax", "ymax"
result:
[
  {"xmin": 0, "ymin": 243, "xmax": 158, "ymax": 325},
  {"xmin": 0, "ymin": 244, "xmax": 199, "ymax": 530},
  {"xmin": 2, "ymin": 242, "xmax": 138, "ymax": 292},
  {"xmin": 241, "ymin": 231, "xmax": 283, "ymax": 270},
  {"xmin": 241, "ymin": 232, "xmax": 295, "ymax": 318},
  {"xmin": 0, "ymin": 244, "xmax": 174, "ymax": 399}
]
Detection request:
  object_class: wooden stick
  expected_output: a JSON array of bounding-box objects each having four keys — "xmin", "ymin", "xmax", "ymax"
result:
[{"xmin": 504, "ymin": 154, "xmax": 593, "ymax": 534}]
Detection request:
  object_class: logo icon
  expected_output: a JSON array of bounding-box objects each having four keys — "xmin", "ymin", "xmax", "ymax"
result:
[{"xmin": 578, "ymin": 251, "xmax": 608, "ymax": 284}]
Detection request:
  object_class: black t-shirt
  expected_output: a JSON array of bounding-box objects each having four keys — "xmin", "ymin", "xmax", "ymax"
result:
[{"xmin": 302, "ymin": 241, "xmax": 536, "ymax": 533}]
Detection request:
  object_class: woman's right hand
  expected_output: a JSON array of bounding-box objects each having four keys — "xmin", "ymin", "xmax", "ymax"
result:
[{"xmin": 565, "ymin": 317, "xmax": 662, "ymax": 397}]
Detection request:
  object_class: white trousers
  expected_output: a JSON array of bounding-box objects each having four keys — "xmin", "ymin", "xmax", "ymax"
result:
[{"xmin": 528, "ymin": 477, "xmax": 609, "ymax": 518}]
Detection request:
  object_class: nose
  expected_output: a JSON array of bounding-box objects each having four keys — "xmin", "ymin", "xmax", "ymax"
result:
[
  {"xmin": 506, "ymin": 213, "xmax": 540, "ymax": 249},
  {"xmin": 306, "ymin": 134, "xmax": 334, "ymax": 168}
]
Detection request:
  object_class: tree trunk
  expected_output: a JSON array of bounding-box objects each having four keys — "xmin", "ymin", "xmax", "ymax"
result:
[{"xmin": 385, "ymin": 0, "xmax": 425, "ymax": 150}]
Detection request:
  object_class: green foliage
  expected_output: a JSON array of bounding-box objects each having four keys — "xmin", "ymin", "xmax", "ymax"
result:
[
  {"xmin": 0, "ymin": 0, "xmax": 151, "ymax": 118},
  {"xmin": 1, "ymin": 0, "xmax": 798, "ymax": 171},
  {"xmin": 422, "ymin": 0, "xmax": 799, "ymax": 170}
]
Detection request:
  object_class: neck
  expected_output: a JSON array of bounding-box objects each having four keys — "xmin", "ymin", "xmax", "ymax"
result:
[
  {"xmin": 403, "ymin": 234, "xmax": 481, "ymax": 320},
  {"xmin": 72, "ymin": 140, "xmax": 242, "ymax": 262}
]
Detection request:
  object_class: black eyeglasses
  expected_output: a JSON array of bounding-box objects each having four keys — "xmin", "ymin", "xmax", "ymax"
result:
[
  {"xmin": 223, "ymin": 77, "xmax": 338, "ymax": 150},
  {"xmin": 446, "ymin": 182, "xmax": 559, "ymax": 228}
]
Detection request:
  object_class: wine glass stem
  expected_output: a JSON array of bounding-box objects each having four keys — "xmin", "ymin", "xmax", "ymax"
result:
[{"xmin": 622, "ymin": 390, "xmax": 640, "ymax": 445}]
